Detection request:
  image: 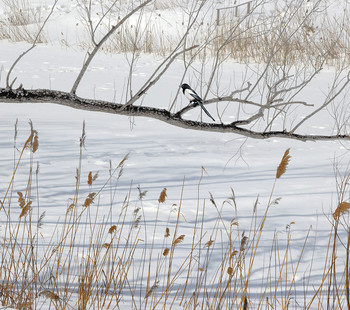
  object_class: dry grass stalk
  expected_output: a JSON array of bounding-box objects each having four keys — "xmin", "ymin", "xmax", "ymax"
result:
[
  {"xmin": 3, "ymin": 123, "xmax": 350, "ymax": 309},
  {"xmin": 333, "ymin": 201, "xmax": 350, "ymax": 220},
  {"xmin": 276, "ymin": 148, "xmax": 291, "ymax": 179},
  {"xmin": 163, "ymin": 248, "xmax": 170, "ymax": 256},
  {"xmin": 240, "ymin": 235, "xmax": 248, "ymax": 252},
  {"xmin": 32, "ymin": 132, "xmax": 39, "ymax": 153},
  {"xmin": 37, "ymin": 211, "xmax": 45, "ymax": 228},
  {"xmin": 230, "ymin": 250, "xmax": 238, "ymax": 259},
  {"xmin": 173, "ymin": 234, "xmax": 185, "ymax": 246},
  {"xmin": 23, "ymin": 132, "xmax": 33, "ymax": 149},
  {"xmin": 87, "ymin": 171, "xmax": 99, "ymax": 186},
  {"xmin": 117, "ymin": 153, "xmax": 129, "ymax": 168},
  {"xmin": 145, "ymin": 281, "xmax": 159, "ymax": 299},
  {"xmin": 158, "ymin": 187, "xmax": 167, "ymax": 203},
  {"xmin": 231, "ymin": 219, "xmax": 238, "ymax": 226},
  {"xmin": 19, "ymin": 200, "xmax": 32, "ymax": 218},
  {"xmin": 83, "ymin": 192, "xmax": 95, "ymax": 208},
  {"xmin": 137, "ymin": 185, "xmax": 148, "ymax": 200},
  {"xmin": 205, "ymin": 238, "xmax": 214, "ymax": 248},
  {"xmin": 17, "ymin": 191, "xmax": 25, "ymax": 207},
  {"xmin": 39, "ymin": 290, "xmax": 60, "ymax": 301},
  {"xmin": 17, "ymin": 301, "xmax": 32, "ymax": 309},
  {"xmin": 66, "ymin": 203, "xmax": 75, "ymax": 214},
  {"xmin": 87, "ymin": 171, "xmax": 92, "ymax": 186},
  {"xmin": 133, "ymin": 215, "xmax": 141, "ymax": 228},
  {"xmin": 108, "ymin": 225, "xmax": 117, "ymax": 234}
]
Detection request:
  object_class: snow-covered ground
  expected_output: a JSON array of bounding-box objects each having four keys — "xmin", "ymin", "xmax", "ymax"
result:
[{"xmin": 1, "ymin": 0, "xmax": 350, "ymax": 309}]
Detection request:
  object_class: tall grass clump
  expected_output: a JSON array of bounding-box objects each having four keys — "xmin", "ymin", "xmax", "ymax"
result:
[
  {"xmin": 0, "ymin": 0, "xmax": 47, "ymax": 43},
  {"xmin": 2, "ymin": 0, "xmax": 350, "ymax": 67},
  {"xmin": 73, "ymin": 0, "xmax": 350, "ymax": 67},
  {"xmin": 1, "ymin": 124, "xmax": 350, "ymax": 309}
]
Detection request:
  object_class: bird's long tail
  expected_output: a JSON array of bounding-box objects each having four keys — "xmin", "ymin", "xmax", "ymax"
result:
[{"xmin": 197, "ymin": 101, "xmax": 215, "ymax": 121}]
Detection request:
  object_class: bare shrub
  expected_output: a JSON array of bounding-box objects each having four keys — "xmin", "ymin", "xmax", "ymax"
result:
[{"xmin": 0, "ymin": 0, "xmax": 47, "ymax": 43}]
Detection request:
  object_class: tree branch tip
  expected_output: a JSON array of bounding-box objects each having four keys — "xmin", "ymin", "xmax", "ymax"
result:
[{"xmin": 9, "ymin": 77, "xmax": 17, "ymax": 89}]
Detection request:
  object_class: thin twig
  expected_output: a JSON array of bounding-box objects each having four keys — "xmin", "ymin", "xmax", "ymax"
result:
[
  {"xmin": 71, "ymin": 0, "xmax": 152, "ymax": 94},
  {"xmin": 6, "ymin": 0, "xmax": 59, "ymax": 88}
]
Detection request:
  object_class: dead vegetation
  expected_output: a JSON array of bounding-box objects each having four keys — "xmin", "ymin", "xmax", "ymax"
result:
[{"xmin": 1, "ymin": 124, "xmax": 350, "ymax": 309}]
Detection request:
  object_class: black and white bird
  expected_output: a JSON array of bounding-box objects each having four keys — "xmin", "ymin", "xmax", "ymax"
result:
[{"xmin": 181, "ymin": 83, "xmax": 215, "ymax": 122}]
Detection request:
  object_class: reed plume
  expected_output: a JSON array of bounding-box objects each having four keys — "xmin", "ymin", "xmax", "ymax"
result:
[
  {"xmin": 108, "ymin": 225, "xmax": 117, "ymax": 234},
  {"xmin": 276, "ymin": 148, "xmax": 291, "ymax": 179},
  {"xmin": 83, "ymin": 193, "xmax": 95, "ymax": 208},
  {"xmin": 163, "ymin": 248, "xmax": 170, "ymax": 256},
  {"xmin": 19, "ymin": 201, "xmax": 32, "ymax": 218},
  {"xmin": 173, "ymin": 234, "xmax": 185, "ymax": 246},
  {"xmin": 158, "ymin": 187, "xmax": 167, "ymax": 203},
  {"xmin": 333, "ymin": 201, "xmax": 350, "ymax": 220}
]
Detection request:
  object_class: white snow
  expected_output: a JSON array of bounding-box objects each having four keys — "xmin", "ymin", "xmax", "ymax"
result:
[{"xmin": 1, "ymin": 0, "xmax": 350, "ymax": 309}]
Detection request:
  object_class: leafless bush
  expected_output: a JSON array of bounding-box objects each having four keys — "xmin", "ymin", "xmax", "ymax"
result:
[
  {"xmin": 2, "ymin": 0, "xmax": 41, "ymax": 25},
  {"xmin": 2, "ymin": 0, "xmax": 350, "ymax": 141},
  {"xmin": 0, "ymin": 0, "xmax": 47, "ymax": 43},
  {"xmin": 153, "ymin": 0, "xmax": 186, "ymax": 10}
]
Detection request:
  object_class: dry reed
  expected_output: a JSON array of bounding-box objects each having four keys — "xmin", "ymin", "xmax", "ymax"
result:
[
  {"xmin": 333, "ymin": 201, "xmax": 350, "ymax": 220},
  {"xmin": 158, "ymin": 187, "xmax": 167, "ymax": 203},
  {"xmin": 276, "ymin": 148, "xmax": 291, "ymax": 179},
  {"xmin": 1, "ymin": 125, "xmax": 349, "ymax": 309}
]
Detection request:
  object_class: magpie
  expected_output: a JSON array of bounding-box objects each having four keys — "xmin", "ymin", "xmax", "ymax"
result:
[{"xmin": 181, "ymin": 83, "xmax": 215, "ymax": 121}]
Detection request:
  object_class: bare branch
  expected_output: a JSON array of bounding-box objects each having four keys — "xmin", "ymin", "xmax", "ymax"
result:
[
  {"xmin": 123, "ymin": 44, "xmax": 199, "ymax": 108},
  {"xmin": 1, "ymin": 87, "xmax": 349, "ymax": 142},
  {"xmin": 291, "ymin": 71, "xmax": 350, "ymax": 133},
  {"xmin": 2, "ymin": 0, "xmax": 350, "ymax": 143},
  {"xmin": 70, "ymin": 0, "xmax": 152, "ymax": 95},
  {"xmin": 130, "ymin": 0, "xmax": 208, "ymax": 109},
  {"xmin": 5, "ymin": 0, "xmax": 59, "ymax": 88},
  {"xmin": 174, "ymin": 97, "xmax": 261, "ymax": 119}
]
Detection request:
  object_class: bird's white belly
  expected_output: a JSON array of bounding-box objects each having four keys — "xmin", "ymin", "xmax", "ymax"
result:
[{"xmin": 184, "ymin": 89, "xmax": 195, "ymax": 101}]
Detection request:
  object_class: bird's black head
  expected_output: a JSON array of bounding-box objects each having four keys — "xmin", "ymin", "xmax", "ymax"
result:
[{"xmin": 181, "ymin": 83, "xmax": 190, "ymax": 91}]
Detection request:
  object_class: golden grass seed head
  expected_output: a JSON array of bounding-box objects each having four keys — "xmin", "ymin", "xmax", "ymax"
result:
[
  {"xmin": 66, "ymin": 203, "xmax": 75, "ymax": 214},
  {"xmin": 205, "ymin": 239, "xmax": 214, "ymax": 248},
  {"xmin": 117, "ymin": 153, "xmax": 129, "ymax": 168},
  {"xmin": 276, "ymin": 148, "xmax": 291, "ymax": 179},
  {"xmin": 163, "ymin": 248, "xmax": 170, "ymax": 256},
  {"xmin": 230, "ymin": 250, "xmax": 239, "ymax": 259},
  {"xmin": 32, "ymin": 133, "xmax": 39, "ymax": 153},
  {"xmin": 158, "ymin": 187, "xmax": 167, "ymax": 203},
  {"xmin": 83, "ymin": 192, "xmax": 95, "ymax": 208},
  {"xmin": 19, "ymin": 201, "xmax": 32, "ymax": 218},
  {"xmin": 88, "ymin": 171, "xmax": 93, "ymax": 186},
  {"xmin": 17, "ymin": 191, "xmax": 25, "ymax": 208},
  {"xmin": 88, "ymin": 171, "xmax": 99, "ymax": 186},
  {"xmin": 108, "ymin": 225, "xmax": 117, "ymax": 234},
  {"xmin": 173, "ymin": 234, "xmax": 185, "ymax": 246},
  {"xmin": 333, "ymin": 201, "xmax": 350, "ymax": 220}
]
